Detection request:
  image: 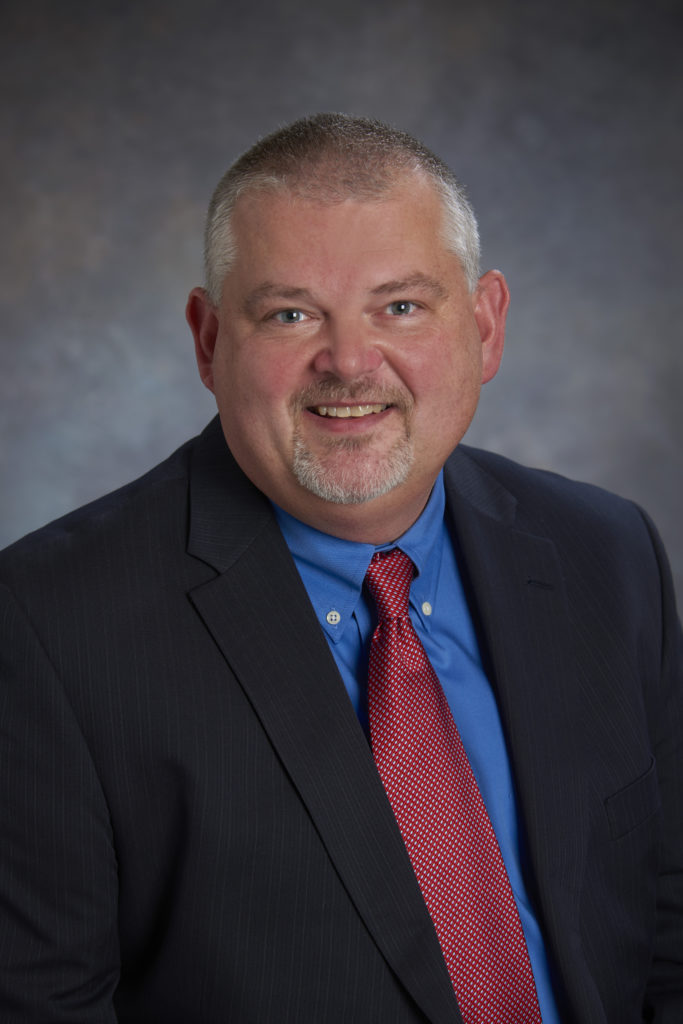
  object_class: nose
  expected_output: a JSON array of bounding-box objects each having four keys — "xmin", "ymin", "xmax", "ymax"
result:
[{"xmin": 311, "ymin": 318, "xmax": 384, "ymax": 381}]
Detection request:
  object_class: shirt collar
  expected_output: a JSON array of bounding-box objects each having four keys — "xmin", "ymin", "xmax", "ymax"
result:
[{"xmin": 272, "ymin": 472, "xmax": 446, "ymax": 643}]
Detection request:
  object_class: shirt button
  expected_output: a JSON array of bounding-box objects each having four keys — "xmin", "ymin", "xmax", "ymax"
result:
[
  {"xmin": 421, "ymin": 601, "xmax": 433, "ymax": 616},
  {"xmin": 326, "ymin": 610, "xmax": 341, "ymax": 626}
]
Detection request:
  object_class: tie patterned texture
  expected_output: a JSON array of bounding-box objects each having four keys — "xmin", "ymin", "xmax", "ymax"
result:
[{"xmin": 365, "ymin": 548, "xmax": 541, "ymax": 1024}]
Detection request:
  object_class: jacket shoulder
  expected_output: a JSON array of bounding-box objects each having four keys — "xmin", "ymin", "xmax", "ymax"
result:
[
  {"xmin": 447, "ymin": 444, "xmax": 672, "ymax": 602},
  {"xmin": 452, "ymin": 443, "xmax": 647, "ymax": 536},
  {"xmin": 0, "ymin": 432, "xmax": 197, "ymax": 584}
]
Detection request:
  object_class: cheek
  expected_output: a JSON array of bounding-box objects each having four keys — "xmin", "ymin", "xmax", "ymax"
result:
[
  {"xmin": 412, "ymin": 333, "xmax": 482, "ymax": 400},
  {"xmin": 216, "ymin": 351, "xmax": 302, "ymax": 452},
  {"xmin": 408, "ymin": 339, "xmax": 483, "ymax": 448},
  {"xmin": 262, "ymin": 359, "xmax": 303, "ymax": 406},
  {"xmin": 234, "ymin": 338, "xmax": 306, "ymax": 398}
]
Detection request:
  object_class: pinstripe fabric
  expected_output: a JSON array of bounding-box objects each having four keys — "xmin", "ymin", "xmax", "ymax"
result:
[{"xmin": 0, "ymin": 417, "xmax": 681, "ymax": 1023}]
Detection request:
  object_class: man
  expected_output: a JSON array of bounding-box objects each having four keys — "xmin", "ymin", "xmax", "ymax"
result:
[{"xmin": 0, "ymin": 114, "xmax": 681, "ymax": 1023}]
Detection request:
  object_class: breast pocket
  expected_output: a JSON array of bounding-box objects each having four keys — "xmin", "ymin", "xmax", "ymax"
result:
[{"xmin": 604, "ymin": 757, "xmax": 661, "ymax": 841}]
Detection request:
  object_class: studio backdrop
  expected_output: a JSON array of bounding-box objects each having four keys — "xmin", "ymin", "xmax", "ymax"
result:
[{"xmin": 2, "ymin": 0, "xmax": 681, "ymax": 604}]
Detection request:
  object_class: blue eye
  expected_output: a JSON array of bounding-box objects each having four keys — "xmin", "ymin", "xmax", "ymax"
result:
[
  {"xmin": 387, "ymin": 301, "xmax": 416, "ymax": 316},
  {"xmin": 274, "ymin": 309, "xmax": 307, "ymax": 323}
]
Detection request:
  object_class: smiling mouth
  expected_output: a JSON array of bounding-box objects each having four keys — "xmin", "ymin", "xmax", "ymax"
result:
[{"xmin": 311, "ymin": 404, "xmax": 389, "ymax": 419}]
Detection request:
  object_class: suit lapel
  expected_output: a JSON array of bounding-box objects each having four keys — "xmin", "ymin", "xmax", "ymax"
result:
[
  {"xmin": 444, "ymin": 448, "xmax": 603, "ymax": 1021},
  {"xmin": 185, "ymin": 421, "xmax": 461, "ymax": 1024}
]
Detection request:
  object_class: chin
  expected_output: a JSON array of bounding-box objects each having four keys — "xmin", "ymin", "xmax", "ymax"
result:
[{"xmin": 292, "ymin": 439, "xmax": 414, "ymax": 506}]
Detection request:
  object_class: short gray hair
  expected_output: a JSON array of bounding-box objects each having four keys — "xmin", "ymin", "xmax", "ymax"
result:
[{"xmin": 204, "ymin": 113, "xmax": 481, "ymax": 304}]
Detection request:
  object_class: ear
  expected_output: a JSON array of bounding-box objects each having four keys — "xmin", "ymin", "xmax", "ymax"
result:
[
  {"xmin": 186, "ymin": 287, "xmax": 220, "ymax": 393},
  {"xmin": 472, "ymin": 270, "xmax": 510, "ymax": 384}
]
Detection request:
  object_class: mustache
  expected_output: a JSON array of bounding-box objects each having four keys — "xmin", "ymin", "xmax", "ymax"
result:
[{"xmin": 293, "ymin": 378, "xmax": 413, "ymax": 412}]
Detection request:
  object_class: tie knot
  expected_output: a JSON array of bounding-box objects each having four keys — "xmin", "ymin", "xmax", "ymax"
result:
[{"xmin": 364, "ymin": 548, "xmax": 415, "ymax": 621}]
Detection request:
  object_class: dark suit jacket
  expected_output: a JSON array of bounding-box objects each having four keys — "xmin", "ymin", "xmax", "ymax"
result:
[{"xmin": 1, "ymin": 417, "xmax": 681, "ymax": 1023}]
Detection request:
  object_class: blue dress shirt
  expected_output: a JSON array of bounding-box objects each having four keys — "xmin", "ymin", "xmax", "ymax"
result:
[{"xmin": 273, "ymin": 474, "xmax": 561, "ymax": 1022}]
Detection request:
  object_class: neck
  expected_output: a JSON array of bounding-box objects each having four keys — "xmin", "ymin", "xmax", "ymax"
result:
[{"xmin": 275, "ymin": 484, "xmax": 436, "ymax": 545}]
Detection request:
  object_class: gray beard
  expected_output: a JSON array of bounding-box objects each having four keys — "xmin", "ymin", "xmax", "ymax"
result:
[{"xmin": 291, "ymin": 432, "xmax": 414, "ymax": 505}]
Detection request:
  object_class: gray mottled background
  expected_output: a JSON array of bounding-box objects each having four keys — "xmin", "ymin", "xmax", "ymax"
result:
[{"xmin": 2, "ymin": 0, "xmax": 681, "ymax": 604}]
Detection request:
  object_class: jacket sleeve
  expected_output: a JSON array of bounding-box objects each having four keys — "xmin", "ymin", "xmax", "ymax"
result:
[
  {"xmin": 0, "ymin": 583, "xmax": 120, "ymax": 1023},
  {"xmin": 640, "ymin": 514, "xmax": 683, "ymax": 1023}
]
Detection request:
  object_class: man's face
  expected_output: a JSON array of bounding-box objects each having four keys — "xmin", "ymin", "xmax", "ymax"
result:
[{"xmin": 188, "ymin": 175, "xmax": 508, "ymax": 543}]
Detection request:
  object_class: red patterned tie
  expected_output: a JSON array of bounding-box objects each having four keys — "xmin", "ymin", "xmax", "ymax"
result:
[{"xmin": 365, "ymin": 548, "xmax": 542, "ymax": 1024}]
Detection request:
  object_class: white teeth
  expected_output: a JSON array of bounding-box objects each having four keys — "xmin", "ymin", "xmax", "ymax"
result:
[{"xmin": 314, "ymin": 404, "xmax": 387, "ymax": 418}]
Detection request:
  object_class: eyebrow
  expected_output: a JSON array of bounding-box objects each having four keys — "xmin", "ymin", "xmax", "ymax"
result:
[
  {"xmin": 370, "ymin": 273, "xmax": 449, "ymax": 301},
  {"xmin": 242, "ymin": 272, "xmax": 449, "ymax": 317},
  {"xmin": 242, "ymin": 283, "xmax": 315, "ymax": 317}
]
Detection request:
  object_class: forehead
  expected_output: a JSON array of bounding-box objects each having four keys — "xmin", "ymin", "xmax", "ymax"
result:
[{"xmin": 226, "ymin": 176, "xmax": 457, "ymax": 288}]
